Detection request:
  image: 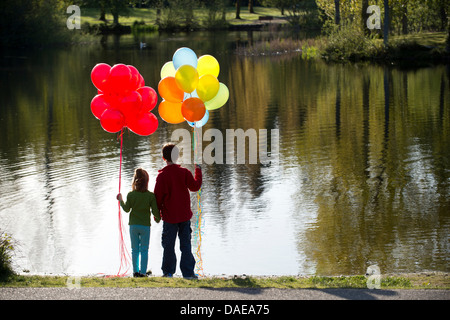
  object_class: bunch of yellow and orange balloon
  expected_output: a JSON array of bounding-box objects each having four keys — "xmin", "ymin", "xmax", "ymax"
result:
[{"xmin": 158, "ymin": 47, "xmax": 229, "ymax": 127}]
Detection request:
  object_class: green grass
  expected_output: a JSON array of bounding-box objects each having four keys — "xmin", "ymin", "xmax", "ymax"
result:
[
  {"xmin": 80, "ymin": 6, "xmax": 285, "ymax": 27},
  {"xmin": 1, "ymin": 273, "xmax": 448, "ymax": 289},
  {"xmin": 390, "ymin": 31, "xmax": 447, "ymax": 47}
]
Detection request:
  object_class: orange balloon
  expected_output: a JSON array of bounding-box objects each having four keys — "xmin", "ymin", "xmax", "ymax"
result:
[
  {"xmin": 158, "ymin": 77, "xmax": 184, "ymax": 103},
  {"xmin": 181, "ymin": 97, "xmax": 206, "ymax": 122},
  {"xmin": 158, "ymin": 100, "xmax": 185, "ymax": 124}
]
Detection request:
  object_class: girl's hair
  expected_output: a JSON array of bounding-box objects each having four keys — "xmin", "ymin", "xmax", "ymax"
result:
[{"xmin": 132, "ymin": 168, "xmax": 149, "ymax": 192}]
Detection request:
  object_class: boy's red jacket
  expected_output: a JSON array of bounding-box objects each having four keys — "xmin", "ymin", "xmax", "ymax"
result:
[{"xmin": 154, "ymin": 164, "xmax": 202, "ymax": 224}]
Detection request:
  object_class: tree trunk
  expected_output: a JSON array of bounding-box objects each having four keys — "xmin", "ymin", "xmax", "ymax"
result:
[
  {"xmin": 235, "ymin": 0, "xmax": 241, "ymax": 19},
  {"xmin": 99, "ymin": 0, "xmax": 106, "ymax": 21},
  {"xmin": 402, "ymin": 6, "xmax": 408, "ymax": 34},
  {"xmin": 383, "ymin": 0, "xmax": 389, "ymax": 46},
  {"xmin": 362, "ymin": 0, "xmax": 369, "ymax": 35},
  {"xmin": 334, "ymin": 0, "xmax": 340, "ymax": 25},
  {"xmin": 248, "ymin": 0, "xmax": 254, "ymax": 14}
]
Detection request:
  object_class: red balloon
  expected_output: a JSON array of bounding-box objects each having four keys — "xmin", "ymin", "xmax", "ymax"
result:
[
  {"xmin": 91, "ymin": 63, "xmax": 111, "ymax": 92},
  {"xmin": 128, "ymin": 112, "xmax": 158, "ymax": 136},
  {"xmin": 108, "ymin": 64, "xmax": 132, "ymax": 95},
  {"xmin": 127, "ymin": 65, "xmax": 141, "ymax": 91},
  {"xmin": 91, "ymin": 94, "xmax": 110, "ymax": 119},
  {"xmin": 138, "ymin": 74, "xmax": 145, "ymax": 88},
  {"xmin": 119, "ymin": 91, "xmax": 143, "ymax": 122},
  {"xmin": 181, "ymin": 97, "xmax": 206, "ymax": 122},
  {"xmin": 90, "ymin": 63, "xmax": 159, "ymax": 136},
  {"xmin": 100, "ymin": 109, "xmax": 125, "ymax": 133},
  {"xmin": 138, "ymin": 86, "xmax": 158, "ymax": 112}
]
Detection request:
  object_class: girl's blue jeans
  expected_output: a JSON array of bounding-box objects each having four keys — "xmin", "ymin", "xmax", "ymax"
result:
[
  {"xmin": 161, "ymin": 220, "xmax": 196, "ymax": 277},
  {"xmin": 129, "ymin": 224, "xmax": 150, "ymax": 274}
]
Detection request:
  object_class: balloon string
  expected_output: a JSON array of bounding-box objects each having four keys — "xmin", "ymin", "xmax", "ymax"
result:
[
  {"xmin": 195, "ymin": 188, "xmax": 204, "ymax": 277},
  {"xmin": 192, "ymin": 127, "xmax": 205, "ymax": 277},
  {"xmin": 116, "ymin": 129, "xmax": 131, "ymax": 277}
]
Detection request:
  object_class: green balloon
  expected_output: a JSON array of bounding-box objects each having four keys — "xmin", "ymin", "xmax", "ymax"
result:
[{"xmin": 205, "ymin": 83, "xmax": 229, "ymax": 110}]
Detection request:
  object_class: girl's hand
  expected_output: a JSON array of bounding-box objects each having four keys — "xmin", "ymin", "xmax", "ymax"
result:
[{"xmin": 117, "ymin": 193, "xmax": 123, "ymax": 202}]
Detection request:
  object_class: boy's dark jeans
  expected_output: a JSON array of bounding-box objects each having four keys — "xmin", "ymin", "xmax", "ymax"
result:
[{"xmin": 161, "ymin": 220, "xmax": 196, "ymax": 277}]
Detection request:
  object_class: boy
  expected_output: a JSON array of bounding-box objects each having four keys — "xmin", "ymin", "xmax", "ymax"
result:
[{"xmin": 154, "ymin": 143, "xmax": 202, "ymax": 279}]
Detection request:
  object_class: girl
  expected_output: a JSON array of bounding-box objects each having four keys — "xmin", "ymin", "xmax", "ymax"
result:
[{"xmin": 117, "ymin": 168, "xmax": 160, "ymax": 277}]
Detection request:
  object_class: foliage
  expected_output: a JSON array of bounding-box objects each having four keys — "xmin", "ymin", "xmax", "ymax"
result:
[
  {"xmin": 322, "ymin": 22, "xmax": 383, "ymax": 62},
  {"xmin": 202, "ymin": 0, "xmax": 229, "ymax": 29},
  {"xmin": 0, "ymin": 0, "xmax": 75, "ymax": 47},
  {"xmin": 155, "ymin": 0, "xmax": 199, "ymax": 31},
  {"xmin": 0, "ymin": 231, "xmax": 15, "ymax": 280},
  {"xmin": 315, "ymin": 0, "xmax": 449, "ymax": 33}
]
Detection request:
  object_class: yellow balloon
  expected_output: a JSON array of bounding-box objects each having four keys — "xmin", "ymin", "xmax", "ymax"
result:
[
  {"xmin": 197, "ymin": 55, "xmax": 220, "ymax": 77},
  {"xmin": 160, "ymin": 61, "xmax": 176, "ymax": 79},
  {"xmin": 175, "ymin": 65, "xmax": 199, "ymax": 93},
  {"xmin": 197, "ymin": 74, "xmax": 220, "ymax": 102},
  {"xmin": 205, "ymin": 83, "xmax": 229, "ymax": 110}
]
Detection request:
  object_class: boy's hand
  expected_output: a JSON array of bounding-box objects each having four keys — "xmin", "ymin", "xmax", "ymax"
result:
[
  {"xmin": 116, "ymin": 193, "xmax": 123, "ymax": 202},
  {"xmin": 195, "ymin": 164, "xmax": 201, "ymax": 170}
]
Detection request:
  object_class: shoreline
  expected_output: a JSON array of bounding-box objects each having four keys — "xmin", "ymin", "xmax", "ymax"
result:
[{"xmin": 2, "ymin": 271, "xmax": 448, "ymax": 289}]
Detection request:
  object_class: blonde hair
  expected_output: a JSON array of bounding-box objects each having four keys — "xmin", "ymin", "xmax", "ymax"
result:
[{"xmin": 131, "ymin": 168, "xmax": 149, "ymax": 192}]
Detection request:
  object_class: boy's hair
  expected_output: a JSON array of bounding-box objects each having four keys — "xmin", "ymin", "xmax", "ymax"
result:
[
  {"xmin": 162, "ymin": 143, "xmax": 179, "ymax": 163},
  {"xmin": 132, "ymin": 168, "xmax": 149, "ymax": 192}
]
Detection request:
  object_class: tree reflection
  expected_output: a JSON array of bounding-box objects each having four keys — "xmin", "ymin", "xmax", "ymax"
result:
[{"xmin": 0, "ymin": 33, "xmax": 448, "ymax": 275}]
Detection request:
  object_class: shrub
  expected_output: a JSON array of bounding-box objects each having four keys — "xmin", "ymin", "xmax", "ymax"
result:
[
  {"xmin": 323, "ymin": 22, "xmax": 382, "ymax": 62},
  {"xmin": 0, "ymin": 231, "xmax": 15, "ymax": 279}
]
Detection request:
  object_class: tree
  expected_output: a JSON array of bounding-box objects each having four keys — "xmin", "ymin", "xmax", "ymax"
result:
[
  {"xmin": 249, "ymin": 0, "xmax": 254, "ymax": 14},
  {"xmin": 81, "ymin": 0, "xmax": 130, "ymax": 25},
  {"xmin": 0, "ymin": 0, "xmax": 71, "ymax": 46},
  {"xmin": 361, "ymin": 0, "xmax": 369, "ymax": 34},
  {"xmin": 383, "ymin": 0, "xmax": 389, "ymax": 45},
  {"xmin": 334, "ymin": 0, "xmax": 340, "ymax": 25},
  {"xmin": 236, "ymin": 0, "xmax": 241, "ymax": 19},
  {"xmin": 109, "ymin": 0, "xmax": 129, "ymax": 25}
]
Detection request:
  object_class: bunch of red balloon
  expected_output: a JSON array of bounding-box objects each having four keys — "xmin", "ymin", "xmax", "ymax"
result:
[
  {"xmin": 158, "ymin": 47, "xmax": 229, "ymax": 127},
  {"xmin": 90, "ymin": 63, "xmax": 159, "ymax": 136}
]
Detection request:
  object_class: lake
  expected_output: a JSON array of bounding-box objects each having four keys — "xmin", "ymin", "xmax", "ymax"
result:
[{"xmin": 0, "ymin": 30, "xmax": 448, "ymax": 277}]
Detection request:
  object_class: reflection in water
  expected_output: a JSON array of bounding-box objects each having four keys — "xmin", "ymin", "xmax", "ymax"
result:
[{"xmin": 0, "ymin": 32, "xmax": 449, "ymax": 276}]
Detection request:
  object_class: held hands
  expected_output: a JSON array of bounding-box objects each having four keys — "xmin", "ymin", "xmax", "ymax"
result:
[{"xmin": 116, "ymin": 193, "xmax": 123, "ymax": 202}]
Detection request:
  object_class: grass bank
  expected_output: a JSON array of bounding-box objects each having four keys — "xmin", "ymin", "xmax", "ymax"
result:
[
  {"xmin": 1, "ymin": 273, "xmax": 448, "ymax": 290},
  {"xmin": 237, "ymin": 30, "xmax": 449, "ymax": 66},
  {"xmin": 321, "ymin": 24, "xmax": 449, "ymax": 64},
  {"xmin": 80, "ymin": 6, "xmax": 287, "ymax": 33}
]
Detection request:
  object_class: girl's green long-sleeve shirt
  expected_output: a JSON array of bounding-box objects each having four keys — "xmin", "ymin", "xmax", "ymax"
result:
[{"xmin": 120, "ymin": 190, "xmax": 161, "ymax": 226}]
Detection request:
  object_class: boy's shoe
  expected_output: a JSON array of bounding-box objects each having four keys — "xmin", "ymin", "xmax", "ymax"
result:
[
  {"xmin": 183, "ymin": 274, "xmax": 198, "ymax": 280},
  {"xmin": 163, "ymin": 273, "xmax": 173, "ymax": 278},
  {"xmin": 133, "ymin": 272, "xmax": 144, "ymax": 278},
  {"xmin": 145, "ymin": 270, "xmax": 152, "ymax": 277}
]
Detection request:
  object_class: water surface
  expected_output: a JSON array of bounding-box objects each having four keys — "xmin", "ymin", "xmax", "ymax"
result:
[{"xmin": 0, "ymin": 31, "xmax": 448, "ymax": 276}]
